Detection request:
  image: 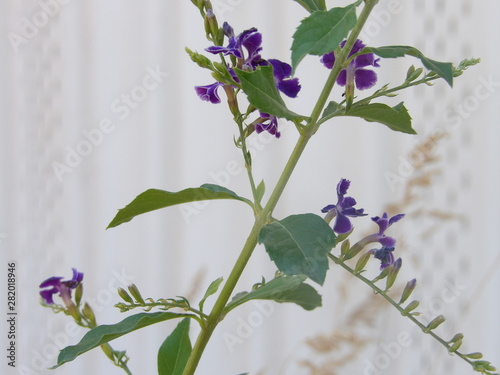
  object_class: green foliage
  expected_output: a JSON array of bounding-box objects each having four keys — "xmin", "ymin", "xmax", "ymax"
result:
[
  {"xmin": 258, "ymin": 214, "xmax": 336, "ymax": 285},
  {"xmin": 291, "ymin": 2, "xmax": 361, "ymax": 69},
  {"xmin": 344, "ymin": 102, "xmax": 415, "ymax": 134},
  {"xmin": 107, "ymin": 184, "xmax": 252, "ymax": 229},
  {"xmin": 158, "ymin": 318, "xmax": 192, "ymax": 375},
  {"xmin": 225, "ymin": 274, "xmax": 322, "ymax": 313},
  {"xmin": 364, "ymin": 45, "xmax": 454, "ymax": 86},
  {"xmin": 54, "ymin": 312, "xmax": 189, "ymax": 368},
  {"xmin": 234, "ymin": 65, "xmax": 302, "ymax": 122},
  {"xmin": 199, "ymin": 277, "xmax": 223, "ymax": 313}
]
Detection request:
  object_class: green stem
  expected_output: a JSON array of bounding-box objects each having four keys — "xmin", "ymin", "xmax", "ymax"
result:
[
  {"xmin": 328, "ymin": 254, "xmax": 479, "ymax": 370},
  {"xmin": 182, "ymin": 2, "xmax": 381, "ymax": 374}
]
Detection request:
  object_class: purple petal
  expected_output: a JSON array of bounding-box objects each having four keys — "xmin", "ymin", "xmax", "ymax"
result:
[
  {"xmin": 255, "ymin": 113, "xmax": 280, "ymax": 138},
  {"xmin": 195, "ymin": 82, "xmax": 223, "ymax": 104},
  {"xmin": 277, "ymin": 78, "xmax": 301, "ymax": 98},
  {"xmin": 354, "ymin": 53, "xmax": 379, "ymax": 69},
  {"xmin": 268, "ymin": 59, "xmax": 292, "ymax": 81},
  {"xmin": 389, "ymin": 213, "xmax": 405, "ymax": 226},
  {"xmin": 336, "ymin": 70, "xmax": 347, "ymax": 86},
  {"xmin": 336, "ymin": 178, "xmax": 351, "ymax": 197},
  {"xmin": 320, "ymin": 52, "xmax": 335, "ymax": 69},
  {"xmin": 40, "ymin": 288, "xmax": 57, "ymax": 305},
  {"xmin": 39, "ymin": 276, "xmax": 63, "ymax": 288},
  {"xmin": 379, "ymin": 236, "xmax": 396, "ymax": 247},
  {"xmin": 354, "ymin": 69, "xmax": 378, "ymax": 90},
  {"xmin": 333, "ymin": 214, "xmax": 352, "ymax": 234},
  {"xmin": 321, "ymin": 204, "xmax": 336, "ymax": 213}
]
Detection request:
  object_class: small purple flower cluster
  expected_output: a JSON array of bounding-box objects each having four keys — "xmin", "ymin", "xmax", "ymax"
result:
[
  {"xmin": 322, "ymin": 179, "xmax": 404, "ymax": 270},
  {"xmin": 195, "ymin": 24, "xmax": 301, "ymax": 138}
]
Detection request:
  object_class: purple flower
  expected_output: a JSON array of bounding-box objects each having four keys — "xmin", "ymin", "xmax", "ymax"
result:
[
  {"xmin": 268, "ymin": 59, "xmax": 301, "ymax": 98},
  {"xmin": 255, "ymin": 112, "xmax": 280, "ymax": 138},
  {"xmin": 372, "ymin": 246, "xmax": 395, "ymax": 269},
  {"xmin": 321, "ymin": 39, "xmax": 380, "ymax": 90},
  {"xmin": 194, "ymin": 82, "xmax": 224, "ymax": 104},
  {"xmin": 321, "ymin": 178, "xmax": 366, "ymax": 234},
  {"xmin": 370, "ymin": 212, "xmax": 405, "ymax": 247},
  {"xmin": 206, "ymin": 25, "xmax": 263, "ymax": 69},
  {"xmin": 39, "ymin": 268, "xmax": 83, "ymax": 306}
]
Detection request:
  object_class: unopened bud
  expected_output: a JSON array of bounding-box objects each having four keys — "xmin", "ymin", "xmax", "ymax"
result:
[
  {"xmin": 82, "ymin": 302, "xmax": 97, "ymax": 326},
  {"xmin": 385, "ymin": 258, "xmax": 402, "ymax": 290},
  {"xmin": 100, "ymin": 343, "xmax": 115, "ymax": 361},
  {"xmin": 342, "ymin": 242, "xmax": 364, "ymax": 261},
  {"xmin": 75, "ymin": 283, "xmax": 83, "ymax": 306},
  {"xmin": 465, "ymin": 352, "xmax": 483, "ymax": 359},
  {"xmin": 354, "ymin": 252, "xmax": 371, "ymax": 273},
  {"xmin": 399, "ymin": 278, "xmax": 417, "ymax": 304},
  {"xmin": 449, "ymin": 333, "xmax": 464, "ymax": 343},
  {"xmin": 128, "ymin": 284, "xmax": 145, "ymax": 305},
  {"xmin": 372, "ymin": 264, "xmax": 391, "ymax": 283},
  {"xmin": 117, "ymin": 288, "xmax": 134, "ymax": 304},
  {"xmin": 402, "ymin": 300, "xmax": 419, "ymax": 314},
  {"xmin": 425, "ymin": 315, "xmax": 446, "ymax": 331},
  {"xmin": 448, "ymin": 338, "xmax": 462, "ymax": 353},
  {"xmin": 340, "ymin": 239, "xmax": 350, "ymax": 257}
]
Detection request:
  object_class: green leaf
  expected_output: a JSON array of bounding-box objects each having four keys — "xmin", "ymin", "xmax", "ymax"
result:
[
  {"xmin": 158, "ymin": 318, "xmax": 192, "ymax": 375},
  {"xmin": 344, "ymin": 102, "xmax": 415, "ymax": 134},
  {"xmin": 322, "ymin": 100, "xmax": 342, "ymax": 118},
  {"xmin": 198, "ymin": 277, "xmax": 223, "ymax": 312},
  {"xmin": 234, "ymin": 65, "xmax": 301, "ymax": 121},
  {"xmin": 293, "ymin": 0, "xmax": 327, "ymax": 13},
  {"xmin": 225, "ymin": 274, "xmax": 322, "ymax": 312},
  {"xmin": 54, "ymin": 312, "xmax": 187, "ymax": 368},
  {"xmin": 107, "ymin": 184, "xmax": 252, "ymax": 229},
  {"xmin": 258, "ymin": 214, "xmax": 336, "ymax": 285},
  {"xmin": 365, "ymin": 46, "xmax": 454, "ymax": 87},
  {"xmin": 291, "ymin": 2, "xmax": 360, "ymax": 69}
]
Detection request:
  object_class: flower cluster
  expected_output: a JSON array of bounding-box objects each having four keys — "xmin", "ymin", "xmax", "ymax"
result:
[
  {"xmin": 323, "ymin": 179, "xmax": 404, "ymax": 270},
  {"xmin": 195, "ymin": 23, "xmax": 301, "ymax": 138}
]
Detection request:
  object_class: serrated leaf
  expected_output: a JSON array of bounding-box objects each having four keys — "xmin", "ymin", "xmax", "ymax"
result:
[
  {"xmin": 107, "ymin": 184, "xmax": 252, "ymax": 228},
  {"xmin": 258, "ymin": 214, "xmax": 336, "ymax": 285},
  {"xmin": 158, "ymin": 318, "xmax": 192, "ymax": 375},
  {"xmin": 364, "ymin": 46, "xmax": 454, "ymax": 87},
  {"xmin": 234, "ymin": 66, "xmax": 301, "ymax": 121},
  {"xmin": 199, "ymin": 277, "xmax": 223, "ymax": 312},
  {"xmin": 344, "ymin": 102, "xmax": 415, "ymax": 134},
  {"xmin": 53, "ymin": 312, "xmax": 187, "ymax": 368},
  {"xmin": 291, "ymin": 2, "xmax": 360, "ymax": 69},
  {"xmin": 293, "ymin": 0, "xmax": 327, "ymax": 13},
  {"xmin": 225, "ymin": 274, "xmax": 322, "ymax": 312}
]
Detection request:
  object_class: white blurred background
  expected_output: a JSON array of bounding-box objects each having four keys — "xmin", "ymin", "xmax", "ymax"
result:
[{"xmin": 1, "ymin": 0, "xmax": 499, "ymax": 374}]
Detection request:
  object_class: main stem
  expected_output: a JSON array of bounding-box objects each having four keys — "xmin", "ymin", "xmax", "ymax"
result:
[{"xmin": 182, "ymin": 2, "xmax": 379, "ymax": 374}]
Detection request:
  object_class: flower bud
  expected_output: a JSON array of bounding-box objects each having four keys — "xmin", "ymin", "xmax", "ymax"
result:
[
  {"xmin": 465, "ymin": 352, "xmax": 483, "ymax": 359},
  {"xmin": 425, "ymin": 315, "xmax": 446, "ymax": 331},
  {"xmin": 372, "ymin": 264, "xmax": 391, "ymax": 283},
  {"xmin": 354, "ymin": 252, "xmax": 371, "ymax": 274},
  {"xmin": 74, "ymin": 283, "xmax": 83, "ymax": 306},
  {"xmin": 448, "ymin": 338, "xmax": 462, "ymax": 353},
  {"xmin": 385, "ymin": 258, "xmax": 402, "ymax": 290},
  {"xmin": 101, "ymin": 343, "xmax": 115, "ymax": 361},
  {"xmin": 342, "ymin": 242, "xmax": 364, "ymax": 261},
  {"xmin": 399, "ymin": 278, "xmax": 417, "ymax": 304},
  {"xmin": 117, "ymin": 288, "xmax": 134, "ymax": 304},
  {"xmin": 128, "ymin": 284, "xmax": 145, "ymax": 305},
  {"xmin": 82, "ymin": 302, "xmax": 97, "ymax": 327},
  {"xmin": 340, "ymin": 239, "xmax": 350, "ymax": 257},
  {"xmin": 449, "ymin": 333, "xmax": 464, "ymax": 343},
  {"xmin": 402, "ymin": 300, "xmax": 419, "ymax": 314}
]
